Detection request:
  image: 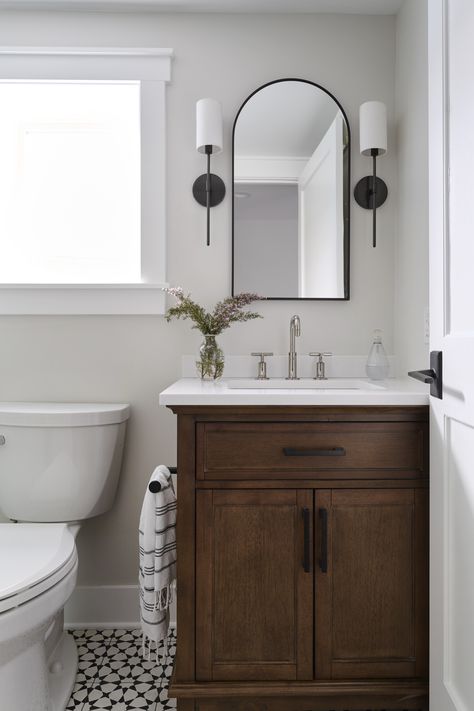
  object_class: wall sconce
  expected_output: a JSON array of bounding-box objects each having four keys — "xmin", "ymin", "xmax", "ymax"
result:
[
  {"xmin": 192, "ymin": 98, "xmax": 226, "ymax": 246},
  {"xmin": 353, "ymin": 100, "xmax": 388, "ymax": 248}
]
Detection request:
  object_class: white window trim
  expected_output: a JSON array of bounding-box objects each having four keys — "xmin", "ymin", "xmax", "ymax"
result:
[{"xmin": 0, "ymin": 46, "xmax": 173, "ymax": 315}]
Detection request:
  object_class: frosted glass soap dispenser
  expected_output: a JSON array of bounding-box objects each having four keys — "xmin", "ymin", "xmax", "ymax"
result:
[{"xmin": 366, "ymin": 329, "xmax": 390, "ymax": 380}]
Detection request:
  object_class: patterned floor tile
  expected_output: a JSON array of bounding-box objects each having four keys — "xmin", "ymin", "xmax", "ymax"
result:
[
  {"xmin": 157, "ymin": 685, "xmax": 177, "ymax": 710},
  {"xmin": 69, "ymin": 630, "xmax": 112, "ymax": 685},
  {"xmin": 66, "ymin": 681, "xmax": 89, "ymax": 710},
  {"xmin": 100, "ymin": 629, "xmax": 175, "ymax": 686},
  {"xmin": 67, "ymin": 628, "xmax": 176, "ymax": 710},
  {"xmin": 82, "ymin": 681, "xmax": 160, "ymax": 709}
]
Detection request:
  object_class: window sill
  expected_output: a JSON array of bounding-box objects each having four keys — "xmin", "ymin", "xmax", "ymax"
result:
[{"xmin": 0, "ymin": 283, "xmax": 168, "ymax": 315}]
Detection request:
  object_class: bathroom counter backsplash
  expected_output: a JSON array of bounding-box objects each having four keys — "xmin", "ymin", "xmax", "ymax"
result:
[
  {"xmin": 159, "ymin": 376, "xmax": 429, "ymax": 407},
  {"xmin": 181, "ymin": 354, "xmax": 398, "ymax": 380}
]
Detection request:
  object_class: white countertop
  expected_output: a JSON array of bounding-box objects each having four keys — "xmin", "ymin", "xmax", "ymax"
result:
[{"xmin": 159, "ymin": 378, "xmax": 430, "ymax": 407}]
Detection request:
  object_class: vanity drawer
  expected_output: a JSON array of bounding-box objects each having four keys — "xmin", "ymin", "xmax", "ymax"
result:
[{"xmin": 196, "ymin": 421, "xmax": 427, "ymax": 480}]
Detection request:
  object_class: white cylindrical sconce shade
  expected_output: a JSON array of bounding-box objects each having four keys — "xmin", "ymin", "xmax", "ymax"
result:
[
  {"xmin": 196, "ymin": 98, "xmax": 223, "ymax": 154},
  {"xmin": 359, "ymin": 101, "xmax": 387, "ymax": 156}
]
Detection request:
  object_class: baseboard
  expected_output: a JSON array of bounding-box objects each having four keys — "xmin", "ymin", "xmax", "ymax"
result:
[{"xmin": 64, "ymin": 584, "xmax": 177, "ymax": 630}]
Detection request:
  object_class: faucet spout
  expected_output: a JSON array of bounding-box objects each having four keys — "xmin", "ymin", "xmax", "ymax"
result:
[{"xmin": 287, "ymin": 315, "xmax": 301, "ymax": 380}]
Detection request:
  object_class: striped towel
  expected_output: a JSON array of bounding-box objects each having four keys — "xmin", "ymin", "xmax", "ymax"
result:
[{"xmin": 139, "ymin": 465, "xmax": 177, "ymax": 661}]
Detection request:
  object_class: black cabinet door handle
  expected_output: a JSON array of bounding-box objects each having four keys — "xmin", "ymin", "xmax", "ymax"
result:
[
  {"xmin": 302, "ymin": 507, "xmax": 311, "ymax": 573},
  {"xmin": 319, "ymin": 508, "xmax": 328, "ymax": 573},
  {"xmin": 284, "ymin": 447, "xmax": 346, "ymax": 457}
]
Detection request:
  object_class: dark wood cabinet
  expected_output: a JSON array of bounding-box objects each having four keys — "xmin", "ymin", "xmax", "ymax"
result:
[
  {"xmin": 196, "ymin": 489, "xmax": 313, "ymax": 681},
  {"xmin": 315, "ymin": 488, "xmax": 428, "ymax": 682},
  {"xmin": 168, "ymin": 405, "xmax": 429, "ymax": 711}
]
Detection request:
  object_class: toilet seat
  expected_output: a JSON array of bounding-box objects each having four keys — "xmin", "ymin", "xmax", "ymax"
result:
[{"xmin": 0, "ymin": 523, "xmax": 77, "ymax": 613}]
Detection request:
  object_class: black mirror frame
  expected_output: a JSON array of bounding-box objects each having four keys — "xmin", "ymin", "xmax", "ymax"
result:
[{"xmin": 231, "ymin": 78, "xmax": 351, "ymax": 301}]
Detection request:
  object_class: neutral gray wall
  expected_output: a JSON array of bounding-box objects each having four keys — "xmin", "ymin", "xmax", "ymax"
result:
[
  {"xmin": 0, "ymin": 10, "xmax": 397, "ymax": 585},
  {"xmin": 394, "ymin": 0, "xmax": 429, "ymax": 375}
]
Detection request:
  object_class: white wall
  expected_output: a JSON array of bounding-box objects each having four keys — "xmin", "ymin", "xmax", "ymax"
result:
[
  {"xmin": 0, "ymin": 11, "xmax": 397, "ymax": 590},
  {"xmin": 394, "ymin": 0, "xmax": 429, "ymax": 375}
]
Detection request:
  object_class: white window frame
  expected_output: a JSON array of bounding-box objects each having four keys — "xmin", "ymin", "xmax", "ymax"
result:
[{"xmin": 0, "ymin": 46, "xmax": 173, "ymax": 314}]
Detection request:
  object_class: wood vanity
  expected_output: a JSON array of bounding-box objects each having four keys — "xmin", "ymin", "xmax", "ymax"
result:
[{"xmin": 164, "ymin": 399, "xmax": 429, "ymax": 711}]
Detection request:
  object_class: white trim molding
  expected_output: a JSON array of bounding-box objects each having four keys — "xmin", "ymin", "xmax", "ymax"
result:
[
  {"xmin": 234, "ymin": 155, "xmax": 309, "ymax": 183},
  {"xmin": 0, "ymin": 46, "xmax": 173, "ymax": 81},
  {"xmin": 64, "ymin": 585, "xmax": 140, "ymax": 629},
  {"xmin": 64, "ymin": 584, "xmax": 176, "ymax": 629},
  {"xmin": 0, "ymin": 284, "xmax": 168, "ymax": 315},
  {"xmin": 0, "ymin": 47, "xmax": 173, "ymax": 56}
]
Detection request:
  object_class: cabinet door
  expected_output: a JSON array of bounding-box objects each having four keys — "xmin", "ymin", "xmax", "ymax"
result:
[
  {"xmin": 196, "ymin": 489, "xmax": 313, "ymax": 681},
  {"xmin": 315, "ymin": 488, "xmax": 428, "ymax": 680}
]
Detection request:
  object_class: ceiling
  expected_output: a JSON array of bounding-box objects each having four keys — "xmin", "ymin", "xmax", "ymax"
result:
[
  {"xmin": 235, "ymin": 81, "xmax": 340, "ymax": 158},
  {"xmin": 0, "ymin": 0, "xmax": 404, "ymax": 13}
]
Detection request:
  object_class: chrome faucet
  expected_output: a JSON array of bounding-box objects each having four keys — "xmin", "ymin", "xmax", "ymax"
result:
[{"xmin": 287, "ymin": 315, "xmax": 301, "ymax": 380}]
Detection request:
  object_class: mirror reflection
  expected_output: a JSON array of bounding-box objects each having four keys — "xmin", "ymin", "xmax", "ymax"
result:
[{"xmin": 232, "ymin": 79, "xmax": 350, "ymax": 300}]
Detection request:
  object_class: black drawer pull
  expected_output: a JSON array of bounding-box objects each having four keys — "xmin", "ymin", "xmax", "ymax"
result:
[
  {"xmin": 319, "ymin": 508, "xmax": 328, "ymax": 573},
  {"xmin": 302, "ymin": 507, "xmax": 311, "ymax": 573},
  {"xmin": 283, "ymin": 447, "xmax": 346, "ymax": 457}
]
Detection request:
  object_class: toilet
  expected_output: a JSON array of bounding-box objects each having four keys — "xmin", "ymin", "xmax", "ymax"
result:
[{"xmin": 0, "ymin": 402, "xmax": 130, "ymax": 711}]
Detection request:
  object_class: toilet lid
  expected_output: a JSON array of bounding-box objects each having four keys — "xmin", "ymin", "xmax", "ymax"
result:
[{"xmin": 0, "ymin": 523, "xmax": 77, "ymax": 613}]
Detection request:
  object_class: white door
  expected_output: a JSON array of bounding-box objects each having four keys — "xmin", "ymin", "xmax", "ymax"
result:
[{"xmin": 429, "ymin": 1, "xmax": 474, "ymax": 709}]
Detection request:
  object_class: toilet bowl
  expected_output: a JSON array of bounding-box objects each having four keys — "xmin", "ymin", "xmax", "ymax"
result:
[
  {"xmin": 0, "ymin": 402, "xmax": 130, "ymax": 711},
  {"xmin": 0, "ymin": 524, "xmax": 78, "ymax": 711}
]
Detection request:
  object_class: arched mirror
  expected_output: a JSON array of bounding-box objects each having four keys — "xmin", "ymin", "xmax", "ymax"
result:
[{"xmin": 232, "ymin": 79, "xmax": 350, "ymax": 300}]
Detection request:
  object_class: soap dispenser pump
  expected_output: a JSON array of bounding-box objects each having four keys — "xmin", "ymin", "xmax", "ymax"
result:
[{"xmin": 366, "ymin": 329, "xmax": 390, "ymax": 380}]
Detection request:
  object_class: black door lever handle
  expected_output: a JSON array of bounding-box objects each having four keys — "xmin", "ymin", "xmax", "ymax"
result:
[
  {"xmin": 407, "ymin": 368, "xmax": 436, "ymax": 384},
  {"xmin": 408, "ymin": 350, "xmax": 442, "ymax": 399}
]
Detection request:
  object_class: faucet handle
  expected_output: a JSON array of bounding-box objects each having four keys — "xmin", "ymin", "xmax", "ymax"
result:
[
  {"xmin": 251, "ymin": 352, "xmax": 273, "ymax": 380},
  {"xmin": 309, "ymin": 352, "xmax": 332, "ymax": 380}
]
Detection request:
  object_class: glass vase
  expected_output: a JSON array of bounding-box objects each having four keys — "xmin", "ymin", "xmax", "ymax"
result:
[{"xmin": 196, "ymin": 334, "xmax": 224, "ymax": 380}]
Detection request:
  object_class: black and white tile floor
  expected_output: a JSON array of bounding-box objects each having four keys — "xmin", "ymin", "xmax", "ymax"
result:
[{"xmin": 66, "ymin": 628, "xmax": 176, "ymax": 711}]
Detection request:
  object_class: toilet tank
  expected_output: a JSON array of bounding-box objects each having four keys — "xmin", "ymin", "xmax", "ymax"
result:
[{"xmin": 0, "ymin": 403, "xmax": 130, "ymax": 522}]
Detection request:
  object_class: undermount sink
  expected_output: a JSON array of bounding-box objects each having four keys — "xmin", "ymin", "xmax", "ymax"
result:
[{"xmin": 225, "ymin": 378, "xmax": 386, "ymax": 390}]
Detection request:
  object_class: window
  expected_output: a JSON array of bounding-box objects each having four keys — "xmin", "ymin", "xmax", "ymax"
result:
[
  {"xmin": 0, "ymin": 47, "xmax": 173, "ymax": 314},
  {"xmin": 0, "ymin": 81, "xmax": 141, "ymax": 284}
]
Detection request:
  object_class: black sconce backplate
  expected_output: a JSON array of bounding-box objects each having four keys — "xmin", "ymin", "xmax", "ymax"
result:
[
  {"xmin": 192, "ymin": 174, "xmax": 226, "ymax": 207},
  {"xmin": 354, "ymin": 176, "xmax": 388, "ymax": 209}
]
